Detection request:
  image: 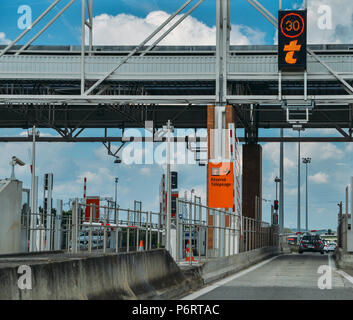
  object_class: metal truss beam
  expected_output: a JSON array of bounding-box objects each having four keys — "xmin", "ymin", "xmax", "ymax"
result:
[
  {"xmin": 0, "ymin": 0, "xmax": 63, "ymax": 57},
  {"xmin": 1, "ymin": 136, "xmax": 352, "ymax": 143},
  {"xmin": 1, "ymin": 95, "xmax": 352, "ymax": 105},
  {"xmin": 0, "ymin": 95, "xmax": 216, "ymax": 104},
  {"xmin": 84, "ymin": 0, "xmax": 198, "ymax": 95}
]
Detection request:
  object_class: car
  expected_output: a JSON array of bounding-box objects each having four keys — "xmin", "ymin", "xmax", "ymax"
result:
[
  {"xmin": 324, "ymin": 242, "xmax": 337, "ymax": 253},
  {"xmin": 298, "ymin": 234, "xmax": 324, "ymax": 254}
]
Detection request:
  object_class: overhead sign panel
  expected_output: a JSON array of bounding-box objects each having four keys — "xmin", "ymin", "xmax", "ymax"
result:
[
  {"xmin": 278, "ymin": 10, "xmax": 307, "ymax": 71},
  {"xmin": 208, "ymin": 162, "xmax": 234, "ymax": 209}
]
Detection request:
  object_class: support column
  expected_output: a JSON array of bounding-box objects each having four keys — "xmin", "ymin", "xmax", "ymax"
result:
[
  {"xmin": 207, "ymin": 0, "xmax": 231, "ymax": 256},
  {"xmin": 242, "ymin": 144, "xmax": 262, "ymax": 221},
  {"xmin": 207, "ymin": 105, "xmax": 235, "ymax": 252}
]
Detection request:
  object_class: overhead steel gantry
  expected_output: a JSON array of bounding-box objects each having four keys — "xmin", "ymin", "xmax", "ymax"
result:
[{"xmin": 0, "ymin": 0, "xmax": 353, "ymax": 143}]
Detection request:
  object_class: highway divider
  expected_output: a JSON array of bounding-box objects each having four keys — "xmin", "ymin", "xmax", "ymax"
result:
[{"xmin": 0, "ymin": 249, "xmax": 194, "ymax": 300}]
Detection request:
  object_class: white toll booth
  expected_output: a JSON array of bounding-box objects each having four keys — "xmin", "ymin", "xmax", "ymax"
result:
[{"xmin": 0, "ymin": 179, "xmax": 23, "ymax": 254}]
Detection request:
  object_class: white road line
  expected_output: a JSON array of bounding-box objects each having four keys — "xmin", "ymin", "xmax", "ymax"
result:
[
  {"xmin": 329, "ymin": 253, "xmax": 353, "ymax": 286},
  {"xmin": 328, "ymin": 253, "xmax": 335, "ymax": 270},
  {"xmin": 336, "ymin": 270, "xmax": 353, "ymax": 285},
  {"xmin": 181, "ymin": 255, "xmax": 280, "ymax": 300}
]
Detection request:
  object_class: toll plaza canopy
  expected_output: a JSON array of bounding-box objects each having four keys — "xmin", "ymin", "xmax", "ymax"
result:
[{"xmin": 0, "ymin": 44, "xmax": 352, "ymax": 142}]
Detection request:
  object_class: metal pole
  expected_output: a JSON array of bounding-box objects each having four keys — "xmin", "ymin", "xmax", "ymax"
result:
[
  {"xmin": 115, "ymin": 207, "xmax": 119, "ymax": 253},
  {"xmin": 114, "ymin": 178, "xmax": 118, "ymax": 222},
  {"xmin": 81, "ymin": 0, "xmax": 85, "ymax": 94},
  {"xmin": 279, "ymin": 128, "xmax": 284, "ymax": 233},
  {"xmin": 88, "ymin": 0, "xmax": 93, "ymax": 55},
  {"xmin": 89, "ymin": 206, "xmax": 93, "ymax": 253},
  {"xmin": 199, "ymin": 204, "xmax": 202, "ymax": 261},
  {"xmin": 54, "ymin": 199, "xmax": 62, "ymax": 250},
  {"xmin": 47, "ymin": 173, "xmax": 53, "ymax": 250},
  {"xmin": 351, "ymin": 177, "xmax": 353, "ymax": 238},
  {"xmin": 189, "ymin": 202, "xmax": 192, "ymax": 265},
  {"xmin": 149, "ymin": 211, "xmax": 152, "ymax": 250},
  {"xmin": 346, "ymin": 186, "xmax": 349, "ymax": 251},
  {"xmin": 157, "ymin": 209, "xmax": 161, "ymax": 248},
  {"xmin": 127, "ymin": 210, "xmax": 130, "ymax": 252},
  {"xmin": 145, "ymin": 211, "xmax": 148, "ymax": 251},
  {"xmin": 30, "ymin": 126, "xmax": 36, "ymax": 252},
  {"xmin": 297, "ymin": 131, "xmax": 301, "ymax": 234},
  {"xmin": 103, "ymin": 207, "xmax": 107, "ymax": 253},
  {"xmin": 305, "ymin": 162, "xmax": 308, "ymax": 231},
  {"xmin": 72, "ymin": 199, "xmax": 78, "ymax": 254},
  {"xmin": 176, "ymin": 199, "xmax": 180, "ymax": 262},
  {"xmin": 205, "ymin": 208, "xmax": 209, "ymax": 259},
  {"xmin": 166, "ymin": 120, "xmax": 172, "ymax": 252}
]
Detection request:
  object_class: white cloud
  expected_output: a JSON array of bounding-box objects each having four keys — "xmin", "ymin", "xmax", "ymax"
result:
[
  {"xmin": 306, "ymin": 0, "xmax": 353, "ymax": 44},
  {"xmin": 140, "ymin": 167, "xmax": 151, "ymax": 176},
  {"xmin": 0, "ymin": 32, "xmax": 10, "ymax": 45},
  {"xmin": 301, "ymin": 143, "xmax": 344, "ymax": 161},
  {"xmin": 309, "ymin": 171, "xmax": 329, "ymax": 184},
  {"xmin": 91, "ymin": 11, "xmax": 266, "ymax": 46}
]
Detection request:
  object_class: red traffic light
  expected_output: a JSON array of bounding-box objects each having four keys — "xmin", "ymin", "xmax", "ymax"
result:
[{"xmin": 274, "ymin": 200, "xmax": 279, "ymax": 211}]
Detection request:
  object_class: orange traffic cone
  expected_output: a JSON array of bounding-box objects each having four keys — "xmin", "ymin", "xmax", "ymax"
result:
[
  {"xmin": 139, "ymin": 240, "xmax": 144, "ymax": 251},
  {"xmin": 185, "ymin": 240, "xmax": 195, "ymax": 262}
]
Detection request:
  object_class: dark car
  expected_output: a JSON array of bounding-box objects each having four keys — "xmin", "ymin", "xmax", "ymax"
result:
[{"xmin": 298, "ymin": 234, "xmax": 324, "ymax": 254}]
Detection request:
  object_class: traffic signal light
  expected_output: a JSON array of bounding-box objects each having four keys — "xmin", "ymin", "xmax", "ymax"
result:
[
  {"xmin": 274, "ymin": 200, "xmax": 279, "ymax": 211},
  {"xmin": 171, "ymin": 171, "xmax": 178, "ymax": 189}
]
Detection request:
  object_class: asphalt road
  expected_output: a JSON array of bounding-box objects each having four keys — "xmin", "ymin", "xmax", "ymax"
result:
[{"xmin": 183, "ymin": 253, "xmax": 353, "ymax": 300}]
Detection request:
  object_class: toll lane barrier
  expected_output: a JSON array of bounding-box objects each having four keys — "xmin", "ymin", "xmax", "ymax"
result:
[{"xmin": 0, "ymin": 249, "xmax": 194, "ymax": 300}]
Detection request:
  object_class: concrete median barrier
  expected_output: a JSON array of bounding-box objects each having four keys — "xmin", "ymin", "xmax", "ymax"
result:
[
  {"xmin": 181, "ymin": 246, "xmax": 286, "ymax": 285},
  {"xmin": 335, "ymin": 247, "xmax": 353, "ymax": 269},
  {"xmin": 0, "ymin": 249, "xmax": 192, "ymax": 300}
]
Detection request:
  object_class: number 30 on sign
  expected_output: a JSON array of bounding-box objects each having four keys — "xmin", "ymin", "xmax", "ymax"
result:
[{"xmin": 278, "ymin": 10, "xmax": 307, "ymax": 72}]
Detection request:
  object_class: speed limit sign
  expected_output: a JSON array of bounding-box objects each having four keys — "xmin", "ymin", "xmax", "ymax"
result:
[{"xmin": 278, "ymin": 10, "xmax": 307, "ymax": 71}]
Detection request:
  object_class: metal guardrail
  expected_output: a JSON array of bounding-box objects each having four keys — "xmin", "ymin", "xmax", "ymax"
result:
[
  {"xmin": 21, "ymin": 198, "xmax": 279, "ymax": 263},
  {"xmin": 175, "ymin": 199, "xmax": 279, "ymax": 265}
]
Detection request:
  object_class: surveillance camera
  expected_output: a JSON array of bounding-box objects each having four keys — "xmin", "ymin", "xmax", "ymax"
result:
[
  {"xmin": 114, "ymin": 157, "xmax": 122, "ymax": 164},
  {"xmin": 11, "ymin": 156, "xmax": 25, "ymax": 166}
]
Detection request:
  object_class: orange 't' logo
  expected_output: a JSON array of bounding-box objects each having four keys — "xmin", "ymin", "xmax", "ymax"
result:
[{"xmin": 283, "ymin": 40, "xmax": 302, "ymax": 64}]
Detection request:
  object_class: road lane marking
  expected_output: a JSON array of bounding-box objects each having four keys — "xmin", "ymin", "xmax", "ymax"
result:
[
  {"xmin": 181, "ymin": 255, "xmax": 280, "ymax": 300},
  {"xmin": 328, "ymin": 253, "xmax": 335, "ymax": 270},
  {"xmin": 329, "ymin": 253, "xmax": 353, "ymax": 286},
  {"xmin": 335, "ymin": 270, "xmax": 353, "ymax": 285}
]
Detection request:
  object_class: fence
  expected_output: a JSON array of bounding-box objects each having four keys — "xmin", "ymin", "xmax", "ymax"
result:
[
  {"xmin": 21, "ymin": 198, "xmax": 279, "ymax": 263},
  {"xmin": 175, "ymin": 198, "xmax": 279, "ymax": 264}
]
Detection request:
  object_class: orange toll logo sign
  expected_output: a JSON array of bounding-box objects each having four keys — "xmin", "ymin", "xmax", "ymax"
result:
[
  {"xmin": 278, "ymin": 10, "xmax": 307, "ymax": 71},
  {"xmin": 208, "ymin": 162, "xmax": 234, "ymax": 209}
]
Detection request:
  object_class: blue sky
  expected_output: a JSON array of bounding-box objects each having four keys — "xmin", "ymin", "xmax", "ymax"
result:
[{"xmin": 1, "ymin": 0, "xmax": 353, "ymax": 231}]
